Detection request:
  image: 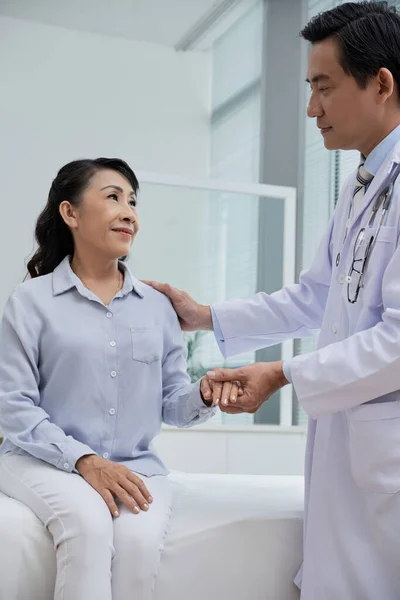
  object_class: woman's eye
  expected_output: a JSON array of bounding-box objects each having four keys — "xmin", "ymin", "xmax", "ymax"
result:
[
  {"xmin": 129, "ymin": 200, "xmax": 137, "ymax": 208},
  {"xmin": 319, "ymin": 87, "xmax": 329, "ymax": 93},
  {"xmin": 108, "ymin": 193, "xmax": 118, "ymax": 201}
]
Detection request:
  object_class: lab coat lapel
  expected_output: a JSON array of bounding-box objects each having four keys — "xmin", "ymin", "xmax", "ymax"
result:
[{"xmin": 348, "ymin": 141, "xmax": 400, "ymax": 231}]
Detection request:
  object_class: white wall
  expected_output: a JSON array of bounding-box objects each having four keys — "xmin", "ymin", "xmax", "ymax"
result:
[
  {"xmin": 0, "ymin": 15, "xmax": 211, "ymax": 308},
  {"xmin": 131, "ymin": 183, "xmax": 212, "ymax": 305}
]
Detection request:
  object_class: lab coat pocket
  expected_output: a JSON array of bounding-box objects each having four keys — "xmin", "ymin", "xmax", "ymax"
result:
[
  {"xmin": 348, "ymin": 400, "xmax": 400, "ymax": 494},
  {"xmin": 131, "ymin": 327, "xmax": 162, "ymax": 364},
  {"xmin": 360, "ymin": 226, "xmax": 397, "ymax": 307}
]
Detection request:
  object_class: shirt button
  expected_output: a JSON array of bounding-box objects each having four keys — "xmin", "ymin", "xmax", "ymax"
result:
[
  {"xmin": 63, "ymin": 463, "xmax": 69, "ymax": 470},
  {"xmin": 109, "ymin": 408, "xmax": 116, "ymax": 415},
  {"xmin": 110, "ymin": 341, "xmax": 116, "ymax": 347},
  {"xmin": 106, "ymin": 312, "xmax": 113, "ymax": 319},
  {"xmin": 103, "ymin": 452, "xmax": 109, "ymax": 459},
  {"xmin": 110, "ymin": 370, "xmax": 117, "ymax": 378},
  {"xmin": 331, "ymin": 323, "xmax": 338, "ymax": 334}
]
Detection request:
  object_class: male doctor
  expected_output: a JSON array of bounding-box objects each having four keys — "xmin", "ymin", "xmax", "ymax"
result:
[{"xmin": 147, "ymin": 2, "xmax": 400, "ymax": 599}]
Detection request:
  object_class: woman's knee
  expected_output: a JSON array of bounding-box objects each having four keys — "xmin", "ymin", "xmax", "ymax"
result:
[
  {"xmin": 69, "ymin": 497, "xmax": 113, "ymax": 540},
  {"xmin": 113, "ymin": 511, "xmax": 169, "ymax": 560}
]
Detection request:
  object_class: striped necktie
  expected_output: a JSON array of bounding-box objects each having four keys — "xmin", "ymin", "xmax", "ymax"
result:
[
  {"xmin": 336, "ymin": 161, "xmax": 374, "ymax": 268},
  {"xmin": 352, "ymin": 161, "xmax": 373, "ymax": 218}
]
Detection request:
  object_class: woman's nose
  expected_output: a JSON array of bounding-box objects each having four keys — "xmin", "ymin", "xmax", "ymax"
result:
[{"xmin": 120, "ymin": 203, "xmax": 136, "ymax": 222}]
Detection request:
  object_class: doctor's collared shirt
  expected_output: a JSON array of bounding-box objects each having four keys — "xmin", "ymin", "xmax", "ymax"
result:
[{"xmin": 0, "ymin": 256, "xmax": 215, "ymax": 475}]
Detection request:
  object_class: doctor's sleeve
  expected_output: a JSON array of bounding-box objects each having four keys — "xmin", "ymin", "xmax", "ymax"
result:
[
  {"xmin": 0, "ymin": 293, "xmax": 96, "ymax": 472},
  {"xmin": 211, "ymin": 213, "xmax": 335, "ymax": 359},
  {"xmin": 291, "ymin": 242, "xmax": 400, "ymax": 417}
]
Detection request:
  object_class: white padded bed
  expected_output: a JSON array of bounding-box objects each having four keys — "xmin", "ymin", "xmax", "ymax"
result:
[{"xmin": 0, "ymin": 472, "xmax": 304, "ymax": 600}]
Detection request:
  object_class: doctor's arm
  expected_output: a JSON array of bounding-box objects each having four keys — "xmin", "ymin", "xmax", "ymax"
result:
[
  {"xmin": 211, "ymin": 213, "xmax": 335, "ymax": 358},
  {"xmin": 289, "ymin": 241, "xmax": 400, "ymax": 418},
  {"xmin": 211, "ymin": 241, "xmax": 400, "ymax": 418},
  {"xmin": 0, "ymin": 292, "xmax": 96, "ymax": 472}
]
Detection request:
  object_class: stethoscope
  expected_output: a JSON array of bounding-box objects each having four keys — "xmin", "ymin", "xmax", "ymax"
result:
[{"xmin": 336, "ymin": 162, "xmax": 400, "ymax": 304}]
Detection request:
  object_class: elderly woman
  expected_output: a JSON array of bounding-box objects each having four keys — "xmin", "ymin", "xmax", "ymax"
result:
[{"xmin": 0, "ymin": 157, "xmax": 240, "ymax": 600}]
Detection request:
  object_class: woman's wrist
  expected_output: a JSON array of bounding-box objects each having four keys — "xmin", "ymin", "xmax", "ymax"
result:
[{"xmin": 76, "ymin": 453, "xmax": 98, "ymax": 474}]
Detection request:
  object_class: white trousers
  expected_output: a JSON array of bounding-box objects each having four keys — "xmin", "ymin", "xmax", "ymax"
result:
[{"xmin": 0, "ymin": 453, "xmax": 172, "ymax": 600}]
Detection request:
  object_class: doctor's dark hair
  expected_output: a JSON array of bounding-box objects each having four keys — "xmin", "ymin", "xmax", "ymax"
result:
[
  {"xmin": 27, "ymin": 158, "xmax": 139, "ymax": 279},
  {"xmin": 301, "ymin": 1, "xmax": 400, "ymax": 97}
]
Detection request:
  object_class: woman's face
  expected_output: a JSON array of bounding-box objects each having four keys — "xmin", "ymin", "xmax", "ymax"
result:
[{"xmin": 60, "ymin": 168, "xmax": 139, "ymax": 260}]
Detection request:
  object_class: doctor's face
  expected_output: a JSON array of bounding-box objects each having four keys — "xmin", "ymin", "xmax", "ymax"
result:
[{"xmin": 306, "ymin": 37, "xmax": 386, "ymax": 154}]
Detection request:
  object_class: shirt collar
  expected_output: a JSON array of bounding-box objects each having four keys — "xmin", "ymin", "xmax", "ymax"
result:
[
  {"xmin": 364, "ymin": 124, "xmax": 400, "ymax": 176},
  {"xmin": 52, "ymin": 255, "xmax": 144, "ymax": 299}
]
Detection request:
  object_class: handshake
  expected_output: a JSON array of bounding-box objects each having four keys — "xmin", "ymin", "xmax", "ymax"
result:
[{"xmin": 199, "ymin": 361, "xmax": 289, "ymax": 415}]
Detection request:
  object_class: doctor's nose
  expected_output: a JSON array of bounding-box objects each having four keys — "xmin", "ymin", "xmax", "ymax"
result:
[{"xmin": 307, "ymin": 94, "xmax": 324, "ymax": 119}]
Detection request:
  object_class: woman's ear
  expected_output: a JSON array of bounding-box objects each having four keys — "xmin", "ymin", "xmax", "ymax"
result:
[{"xmin": 59, "ymin": 201, "xmax": 78, "ymax": 229}]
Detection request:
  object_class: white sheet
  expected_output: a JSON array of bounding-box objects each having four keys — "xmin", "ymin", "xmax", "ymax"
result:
[{"xmin": 0, "ymin": 472, "xmax": 303, "ymax": 600}]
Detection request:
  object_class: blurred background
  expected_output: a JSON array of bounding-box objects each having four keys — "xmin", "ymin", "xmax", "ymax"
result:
[{"xmin": 0, "ymin": 0, "xmax": 378, "ymax": 475}]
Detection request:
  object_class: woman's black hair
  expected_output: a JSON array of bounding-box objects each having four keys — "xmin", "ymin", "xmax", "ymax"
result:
[
  {"xmin": 301, "ymin": 1, "xmax": 400, "ymax": 94},
  {"xmin": 27, "ymin": 158, "xmax": 139, "ymax": 278}
]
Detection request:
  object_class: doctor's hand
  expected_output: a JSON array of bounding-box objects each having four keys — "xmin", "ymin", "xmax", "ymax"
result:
[
  {"xmin": 76, "ymin": 454, "xmax": 153, "ymax": 518},
  {"xmin": 142, "ymin": 281, "xmax": 212, "ymax": 332},
  {"xmin": 207, "ymin": 361, "xmax": 289, "ymax": 414}
]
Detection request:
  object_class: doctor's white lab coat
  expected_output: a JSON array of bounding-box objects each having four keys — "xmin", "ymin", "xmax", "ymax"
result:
[{"xmin": 213, "ymin": 141, "xmax": 400, "ymax": 600}]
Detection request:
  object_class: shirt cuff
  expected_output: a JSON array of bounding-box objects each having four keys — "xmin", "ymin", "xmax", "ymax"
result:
[
  {"xmin": 192, "ymin": 379, "xmax": 217, "ymax": 415},
  {"xmin": 282, "ymin": 360, "xmax": 293, "ymax": 384},
  {"xmin": 210, "ymin": 306, "xmax": 227, "ymax": 358},
  {"xmin": 54, "ymin": 441, "xmax": 98, "ymax": 473}
]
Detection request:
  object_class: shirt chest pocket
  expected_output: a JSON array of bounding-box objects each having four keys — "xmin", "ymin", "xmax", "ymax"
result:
[
  {"xmin": 131, "ymin": 327, "xmax": 162, "ymax": 364},
  {"xmin": 354, "ymin": 225, "xmax": 397, "ymax": 307}
]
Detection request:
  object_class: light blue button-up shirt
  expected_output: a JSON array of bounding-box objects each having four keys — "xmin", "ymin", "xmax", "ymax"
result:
[
  {"xmin": 211, "ymin": 124, "xmax": 400, "ymax": 383},
  {"xmin": 0, "ymin": 256, "xmax": 215, "ymax": 475}
]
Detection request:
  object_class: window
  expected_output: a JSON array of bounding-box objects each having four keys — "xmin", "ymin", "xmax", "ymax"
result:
[{"xmin": 204, "ymin": 0, "xmax": 263, "ymax": 425}]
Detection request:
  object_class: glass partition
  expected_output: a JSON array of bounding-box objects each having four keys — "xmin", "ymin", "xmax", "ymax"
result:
[{"xmin": 129, "ymin": 173, "xmax": 296, "ymax": 426}]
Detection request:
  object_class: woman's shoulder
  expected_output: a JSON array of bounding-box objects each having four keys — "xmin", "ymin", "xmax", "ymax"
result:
[
  {"xmin": 11, "ymin": 273, "xmax": 54, "ymax": 306},
  {"xmin": 137, "ymin": 282, "xmax": 180, "ymax": 328}
]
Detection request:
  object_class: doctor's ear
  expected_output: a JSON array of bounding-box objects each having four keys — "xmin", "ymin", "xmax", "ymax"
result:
[{"xmin": 376, "ymin": 68, "xmax": 395, "ymax": 104}]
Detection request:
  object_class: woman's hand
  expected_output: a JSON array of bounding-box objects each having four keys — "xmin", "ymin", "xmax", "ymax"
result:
[
  {"xmin": 76, "ymin": 454, "xmax": 153, "ymax": 518},
  {"xmin": 200, "ymin": 375, "xmax": 243, "ymax": 407}
]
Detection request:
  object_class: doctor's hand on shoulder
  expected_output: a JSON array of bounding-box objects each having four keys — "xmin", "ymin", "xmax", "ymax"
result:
[
  {"xmin": 205, "ymin": 361, "xmax": 289, "ymax": 414},
  {"xmin": 142, "ymin": 280, "xmax": 211, "ymax": 332}
]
